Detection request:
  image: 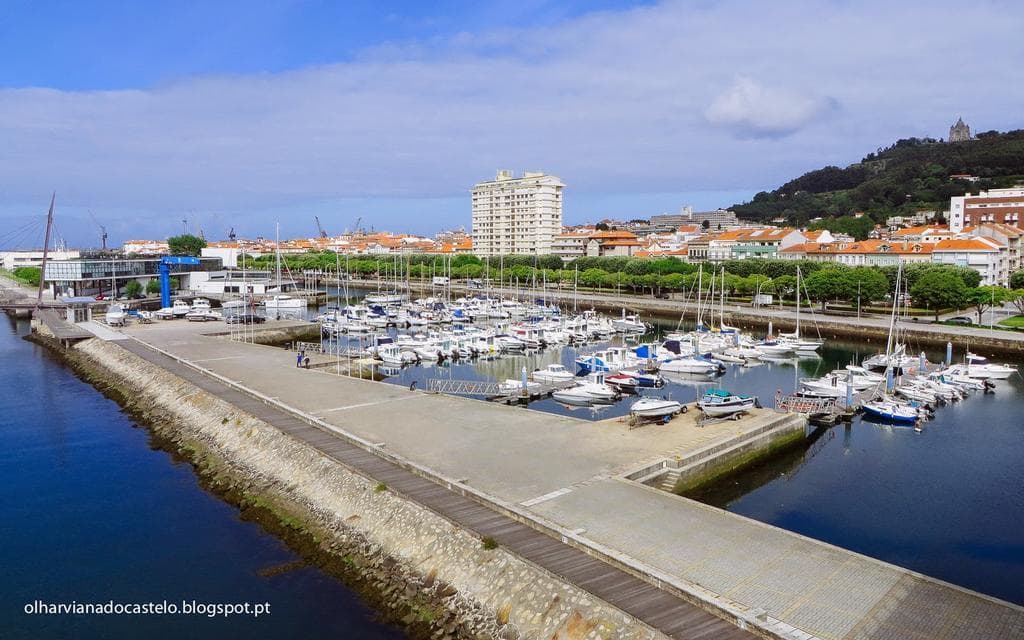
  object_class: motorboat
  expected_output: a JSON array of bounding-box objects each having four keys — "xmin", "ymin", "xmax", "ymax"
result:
[
  {"xmin": 104, "ymin": 303, "xmax": 126, "ymax": 326},
  {"xmin": 615, "ymin": 369, "xmax": 664, "ymax": 388},
  {"xmin": 660, "ymin": 357, "xmax": 718, "ymax": 375},
  {"xmin": 574, "ymin": 373, "xmax": 620, "ymax": 401},
  {"xmin": 605, "ymin": 372, "xmax": 640, "ymax": 393},
  {"xmin": 155, "ymin": 299, "xmax": 192, "ymax": 319},
  {"xmin": 262, "ymin": 294, "xmax": 305, "ymax": 310},
  {"xmin": 861, "ymin": 398, "xmax": 920, "ymax": 424},
  {"xmin": 376, "ymin": 343, "xmax": 417, "ymax": 365},
  {"xmin": 552, "ymin": 386, "xmax": 605, "ymax": 406},
  {"xmin": 958, "ymin": 353, "xmax": 1017, "ymax": 380},
  {"xmin": 191, "ymin": 297, "xmax": 211, "ymax": 311},
  {"xmin": 531, "ymin": 364, "xmax": 575, "ymax": 384},
  {"xmin": 498, "ymin": 379, "xmax": 542, "ymax": 395},
  {"xmin": 612, "ymin": 310, "xmax": 648, "ymax": 333},
  {"xmin": 629, "ymin": 398, "xmax": 682, "ymax": 419},
  {"xmin": 185, "ymin": 309, "xmax": 223, "ymax": 322},
  {"xmin": 575, "ymin": 348, "xmax": 630, "ymax": 374},
  {"xmin": 697, "ymin": 389, "xmax": 757, "ymax": 417},
  {"xmin": 755, "ymin": 341, "xmax": 795, "ymax": 357}
]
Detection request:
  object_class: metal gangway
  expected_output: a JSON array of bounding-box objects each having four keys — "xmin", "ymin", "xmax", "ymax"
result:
[
  {"xmin": 293, "ymin": 340, "xmax": 366, "ymax": 358},
  {"xmin": 775, "ymin": 393, "xmax": 839, "ymax": 415},
  {"xmin": 426, "ymin": 379, "xmax": 502, "ymax": 396}
]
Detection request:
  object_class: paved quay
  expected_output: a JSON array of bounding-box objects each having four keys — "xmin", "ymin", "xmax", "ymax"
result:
[{"xmin": 110, "ymin": 320, "xmax": 1024, "ymax": 640}]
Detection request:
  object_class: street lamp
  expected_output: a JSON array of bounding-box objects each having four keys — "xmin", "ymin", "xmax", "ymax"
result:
[{"xmin": 857, "ymin": 279, "xmax": 861, "ymax": 320}]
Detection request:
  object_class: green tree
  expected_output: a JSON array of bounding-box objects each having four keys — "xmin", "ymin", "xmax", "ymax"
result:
[
  {"xmin": 145, "ymin": 279, "xmax": 161, "ymax": 294},
  {"xmin": 579, "ymin": 268, "xmax": 608, "ymax": 288},
  {"xmin": 772, "ymin": 275, "xmax": 797, "ymax": 300},
  {"xmin": 123, "ymin": 280, "xmax": 142, "ymax": 297},
  {"xmin": 910, "ymin": 270, "xmax": 969, "ymax": 320},
  {"xmin": 967, "ymin": 286, "xmax": 1010, "ymax": 324},
  {"xmin": 167, "ymin": 234, "xmax": 207, "ymax": 256},
  {"xmin": 849, "ymin": 267, "xmax": 890, "ymax": 304},
  {"xmin": 1009, "ymin": 270, "xmax": 1024, "ymax": 289},
  {"xmin": 1009, "ymin": 289, "xmax": 1024, "ymax": 315}
]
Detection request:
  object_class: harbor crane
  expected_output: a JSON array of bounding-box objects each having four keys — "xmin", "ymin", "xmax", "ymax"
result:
[
  {"xmin": 228, "ymin": 227, "xmax": 236, "ymax": 241},
  {"xmin": 315, "ymin": 216, "xmax": 328, "ymax": 239},
  {"xmin": 88, "ymin": 210, "xmax": 108, "ymax": 251},
  {"xmin": 349, "ymin": 216, "xmax": 362, "ymax": 235}
]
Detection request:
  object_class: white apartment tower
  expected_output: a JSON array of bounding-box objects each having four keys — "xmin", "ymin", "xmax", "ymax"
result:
[{"xmin": 471, "ymin": 170, "xmax": 564, "ymax": 256}]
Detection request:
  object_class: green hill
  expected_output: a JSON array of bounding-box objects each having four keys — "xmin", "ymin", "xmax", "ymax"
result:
[{"xmin": 731, "ymin": 129, "xmax": 1024, "ymax": 234}]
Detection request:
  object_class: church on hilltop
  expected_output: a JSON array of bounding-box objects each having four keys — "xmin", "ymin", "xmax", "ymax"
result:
[{"xmin": 948, "ymin": 117, "xmax": 971, "ymax": 142}]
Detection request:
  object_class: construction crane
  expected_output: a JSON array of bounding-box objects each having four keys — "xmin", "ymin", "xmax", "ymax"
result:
[
  {"xmin": 228, "ymin": 227, "xmax": 236, "ymax": 241},
  {"xmin": 314, "ymin": 215, "xmax": 328, "ymax": 239},
  {"xmin": 88, "ymin": 210, "xmax": 108, "ymax": 251},
  {"xmin": 349, "ymin": 216, "xmax": 362, "ymax": 235}
]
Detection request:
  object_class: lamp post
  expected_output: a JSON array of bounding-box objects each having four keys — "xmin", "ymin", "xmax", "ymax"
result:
[{"xmin": 857, "ymin": 279, "xmax": 861, "ymax": 320}]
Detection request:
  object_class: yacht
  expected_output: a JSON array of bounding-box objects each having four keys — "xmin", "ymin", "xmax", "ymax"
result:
[{"xmin": 531, "ymin": 364, "xmax": 575, "ymax": 384}]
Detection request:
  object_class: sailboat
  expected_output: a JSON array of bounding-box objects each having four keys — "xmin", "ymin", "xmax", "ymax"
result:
[
  {"xmin": 777, "ymin": 266, "xmax": 823, "ymax": 352},
  {"xmin": 262, "ymin": 223, "xmax": 305, "ymax": 313}
]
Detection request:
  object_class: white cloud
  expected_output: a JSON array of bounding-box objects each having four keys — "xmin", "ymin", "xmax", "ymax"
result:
[
  {"xmin": 705, "ymin": 77, "xmax": 833, "ymax": 137},
  {"xmin": 0, "ymin": 0, "xmax": 1022, "ymax": 241}
]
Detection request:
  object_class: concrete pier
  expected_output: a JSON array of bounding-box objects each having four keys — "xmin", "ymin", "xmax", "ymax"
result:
[{"xmin": 42, "ymin": 318, "xmax": 1024, "ymax": 639}]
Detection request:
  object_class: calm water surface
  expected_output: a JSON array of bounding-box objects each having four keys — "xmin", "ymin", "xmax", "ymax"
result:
[{"xmin": 0, "ymin": 318, "xmax": 405, "ymax": 639}]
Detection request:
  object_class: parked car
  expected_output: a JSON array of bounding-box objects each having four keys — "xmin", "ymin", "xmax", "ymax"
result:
[
  {"xmin": 946, "ymin": 316, "xmax": 973, "ymax": 325},
  {"xmin": 225, "ymin": 312, "xmax": 266, "ymax": 325}
]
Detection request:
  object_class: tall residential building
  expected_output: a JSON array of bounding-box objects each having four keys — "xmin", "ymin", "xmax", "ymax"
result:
[
  {"xmin": 471, "ymin": 170, "xmax": 564, "ymax": 256},
  {"xmin": 948, "ymin": 186, "xmax": 1024, "ymax": 232}
]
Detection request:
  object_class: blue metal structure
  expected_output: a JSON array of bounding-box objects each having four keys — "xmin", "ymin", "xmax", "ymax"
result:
[{"xmin": 159, "ymin": 256, "xmax": 200, "ymax": 308}]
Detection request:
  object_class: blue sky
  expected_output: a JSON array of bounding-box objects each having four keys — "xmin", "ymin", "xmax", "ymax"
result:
[{"xmin": 1, "ymin": 0, "xmax": 1022, "ymax": 247}]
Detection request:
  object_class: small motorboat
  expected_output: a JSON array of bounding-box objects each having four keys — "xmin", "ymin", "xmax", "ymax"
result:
[
  {"xmin": 660, "ymin": 357, "xmax": 718, "ymax": 375},
  {"xmin": 531, "ymin": 363, "xmax": 575, "ymax": 384},
  {"xmin": 104, "ymin": 303, "xmax": 126, "ymax": 326},
  {"xmin": 630, "ymin": 398, "xmax": 682, "ymax": 419},
  {"xmin": 185, "ymin": 309, "xmax": 223, "ymax": 322},
  {"xmin": 697, "ymin": 389, "xmax": 757, "ymax": 417},
  {"xmin": 552, "ymin": 386, "xmax": 604, "ymax": 406},
  {"xmin": 574, "ymin": 373, "xmax": 620, "ymax": 401},
  {"xmin": 605, "ymin": 372, "xmax": 640, "ymax": 393},
  {"xmin": 498, "ymin": 379, "xmax": 542, "ymax": 395}
]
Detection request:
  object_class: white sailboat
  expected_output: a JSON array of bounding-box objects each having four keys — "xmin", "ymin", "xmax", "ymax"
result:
[{"xmin": 262, "ymin": 223, "xmax": 305, "ymax": 313}]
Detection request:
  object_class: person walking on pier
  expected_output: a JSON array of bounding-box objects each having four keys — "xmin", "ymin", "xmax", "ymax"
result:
[{"xmin": 296, "ymin": 349, "xmax": 304, "ymax": 367}]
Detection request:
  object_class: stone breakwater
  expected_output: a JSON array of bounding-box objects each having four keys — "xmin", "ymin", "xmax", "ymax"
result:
[{"xmin": 34, "ymin": 332, "xmax": 666, "ymax": 640}]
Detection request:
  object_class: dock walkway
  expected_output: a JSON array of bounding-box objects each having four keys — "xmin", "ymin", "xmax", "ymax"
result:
[{"xmin": 116, "ymin": 338, "xmax": 750, "ymax": 640}]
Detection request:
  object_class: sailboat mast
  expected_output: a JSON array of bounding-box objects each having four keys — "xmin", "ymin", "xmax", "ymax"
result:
[
  {"xmin": 36, "ymin": 193, "xmax": 55, "ymax": 304},
  {"xmin": 795, "ymin": 266, "xmax": 802, "ymax": 339},
  {"xmin": 275, "ymin": 222, "xmax": 282, "ymax": 291}
]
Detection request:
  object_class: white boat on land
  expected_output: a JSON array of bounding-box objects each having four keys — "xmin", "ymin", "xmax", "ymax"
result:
[
  {"xmin": 105, "ymin": 303, "xmax": 126, "ymax": 326},
  {"xmin": 185, "ymin": 309, "xmax": 222, "ymax": 322},
  {"xmin": 221, "ymin": 299, "xmax": 246, "ymax": 310},
  {"xmin": 629, "ymin": 398, "xmax": 682, "ymax": 419},
  {"xmin": 191, "ymin": 297, "xmax": 211, "ymax": 311},
  {"xmin": 155, "ymin": 299, "xmax": 192, "ymax": 319},
  {"xmin": 531, "ymin": 364, "xmax": 575, "ymax": 383},
  {"xmin": 697, "ymin": 389, "xmax": 757, "ymax": 417}
]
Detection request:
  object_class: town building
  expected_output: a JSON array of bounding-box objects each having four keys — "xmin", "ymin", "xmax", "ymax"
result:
[
  {"xmin": 650, "ymin": 206, "xmax": 739, "ymax": 231},
  {"xmin": 780, "ymin": 240, "xmax": 934, "ymax": 266},
  {"xmin": 707, "ymin": 227, "xmax": 807, "ymax": 261},
  {"xmin": 949, "ymin": 186, "xmax": 1024, "ymax": 232},
  {"xmin": 551, "ymin": 230, "xmax": 592, "ymax": 262},
  {"xmin": 122, "ymin": 239, "xmax": 170, "ymax": 255},
  {"xmin": 932, "ymin": 237, "xmax": 1005, "ymax": 285},
  {"xmin": 948, "ymin": 117, "xmax": 971, "ymax": 143},
  {"xmin": 1, "ymin": 249, "xmax": 80, "ymax": 271},
  {"xmin": 968, "ymin": 223, "xmax": 1022, "ymax": 279},
  {"xmin": 42, "ymin": 257, "xmax": 222, "ymax": 298},
  {"xmin": 471, "ymin": 170, "xmax": 564, "ymax": 256},
  {"xmin": 585, "ymin": 230, "xmax": 644, "ymax": 257},
  {"xmin": 889, "ymin": 225, "xmax": 955, "ymax": 243}
]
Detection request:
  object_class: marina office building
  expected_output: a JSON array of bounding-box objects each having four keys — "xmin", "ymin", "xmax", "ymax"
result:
[
  {"xmin": 43, "ymin": 257, "xmax": 222, "ymax": 298},
  {"xmin": 471, "ymin": 170, "xmax": 564, "ymax": 256}
]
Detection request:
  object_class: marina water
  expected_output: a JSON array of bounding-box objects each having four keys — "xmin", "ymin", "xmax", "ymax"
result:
[{"xmin": 0, "ymin": 317, "xmax": 405, "ymax": 640}]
